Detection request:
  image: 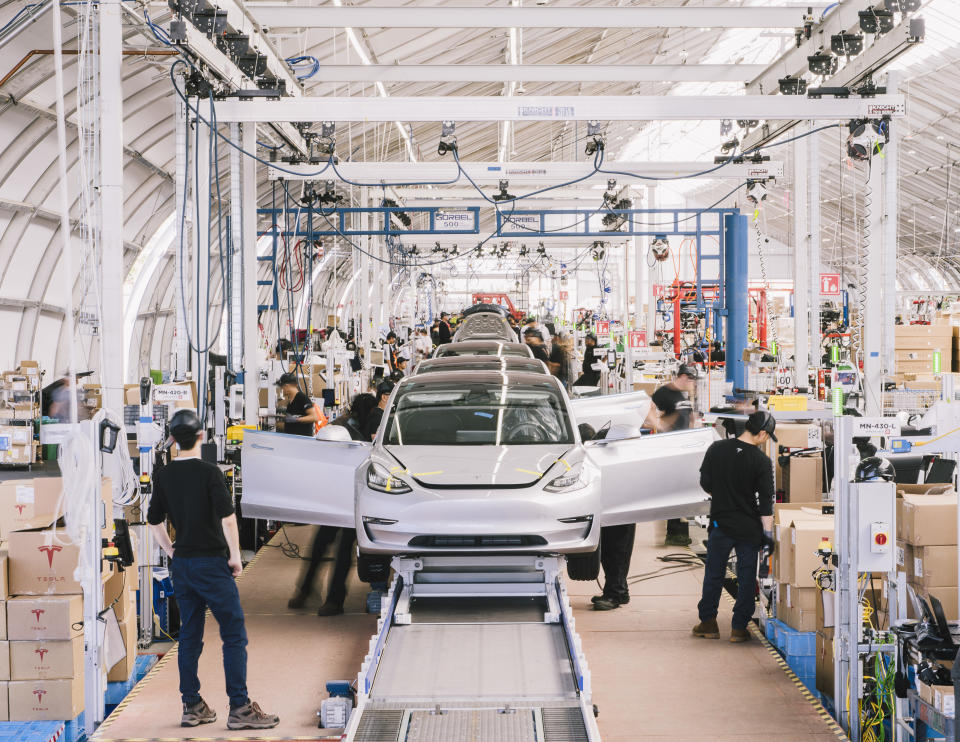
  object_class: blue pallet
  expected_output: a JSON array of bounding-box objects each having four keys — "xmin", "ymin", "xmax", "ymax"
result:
[
  {"xmin": 105, "ymin": 653, "xmax": 160, "ymax": 707},
  {"xmin": 764, "ymin": 618, "xmax": 777, "ymax": 643},
  {"xmin": 0, "ymin": 712, "xmax": 83, "ymax": 742},
  {"xmin": 767, "ymin": 618, "xmax": 788, "ymax": 652},
  {"xmin": 787, "ymin": 654, "xmax": 816, "ymax": 677}
]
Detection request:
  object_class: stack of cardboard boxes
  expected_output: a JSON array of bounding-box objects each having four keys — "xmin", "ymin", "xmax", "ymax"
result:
[
  {"xmin": 895, "ymin": 323, "xmax": 953, "ymax": 375},
  {"xmin": 768, "ymin": 423, "xmax": 825, "ymax": 503},
  {"xmin": 0, "ymin": 361, "xmax": 41, "ymax": 466},
  {"xmin": 0, "ymin": 475, "xmax": 139, "ymax": 721},
  {"xmin": 774, "ymin": 503, "xmax": 835, "ymax": 633}
]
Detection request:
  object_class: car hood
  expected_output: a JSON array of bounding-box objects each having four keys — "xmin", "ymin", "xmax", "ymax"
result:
[{"xmin": 384, "ymin": 444, "xmax": 576, "ymax": 487}]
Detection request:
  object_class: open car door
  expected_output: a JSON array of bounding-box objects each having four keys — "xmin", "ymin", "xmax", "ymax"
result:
[
  {"xmin": 569, "ymin": 391, "xmax": 652, "ymax": 432},
  {"xmin": 241, "ymin": 429, "xmax": 370, "ymax": 527},
  {"xmin": 587, "ymin": 427, "xmax": 716, "ymax": 526}
]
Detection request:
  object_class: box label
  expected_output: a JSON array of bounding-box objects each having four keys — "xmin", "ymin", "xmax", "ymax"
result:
[
  {"xmin": 852, "ymin": 418, "xmax": 901, "ymax": 437},
  {"xmin": 915, "ymin": 557, "xmax": 923, "ymax": 577},
  {"xmin": 15, "ymin": 486, "xmax": 34, "ymax": 505}
]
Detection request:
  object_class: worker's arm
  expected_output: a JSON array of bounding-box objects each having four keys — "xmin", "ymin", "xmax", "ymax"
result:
[
  {"xmin": 757, "ymin": 455, "xmax": 776, "ymax": 541},
  {"xmin": 149, "ymin": 523, "xmax": 174, "ymax": 559},
  {"xmin": 698, "ymin": 446, "xmax": 713, "ymax": 494},
  {"xmin": 296, "ymin": 405, "xmax": 320, "ymax": 424},
  {"xmin": 221, "ymin": 514, "xmax": 243, "ymax": 577}
]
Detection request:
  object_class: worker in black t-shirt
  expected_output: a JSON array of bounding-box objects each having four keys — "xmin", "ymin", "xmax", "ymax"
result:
[
  {"xmin": 693, "ymin": 410, "xmax": 776, "ymax": 643},
  {"xmin": 276, "ymin": 373, "xmax": 319, "ymax": 436},
  {"xmin": 362, "ymin": 380, "xmax": 395, "ymax": 441},
  {"xmin": 147, "ymin": 410, "xmax": 279, "ymax": 730},
  {"xmin": 523, "ymin": 327, "xmax": 550, "ymax": 364},
  {"xmin": 649, "ymin": 364, "xmax": 699, "ymax": 547}
]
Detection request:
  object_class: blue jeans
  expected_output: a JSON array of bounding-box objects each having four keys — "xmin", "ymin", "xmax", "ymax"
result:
[
  {"xmin": 697, "ymin": 526, "xmax": 759, "ymax": 631},
  {"xmin": 170, "ymin": 556, "xmax": 249, "ymax": 709}
]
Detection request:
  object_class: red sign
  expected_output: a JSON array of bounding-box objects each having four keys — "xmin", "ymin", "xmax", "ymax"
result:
[
  {"xmin": 628, "ymin": 330, "xmax": 647, "ymax": 349},
  {"xmin": 558, "ymin": 290, "xmax": 569, "ymax": 301},
  {"xmin": 653, "ymin": 285, "xmax": 665, "ymax": 299},
  {"xmin": 596, "ymin": 321, "xmax": 610, "ymax": 335},
  {"xmin": 820, "ymin": 273, "xmax": 841, "ymax": 296}
]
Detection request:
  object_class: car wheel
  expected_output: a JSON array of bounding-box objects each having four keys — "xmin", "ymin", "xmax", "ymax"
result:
[
  {"xmin": 566, "ymin": 549, "xmax": 600, "ymax": 581},
  {"xmin": 357, "ymin": 553, "xmax": 392, "ymax": 584}
]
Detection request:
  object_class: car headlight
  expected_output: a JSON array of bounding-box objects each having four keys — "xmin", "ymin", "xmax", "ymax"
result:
[
  {"xmin": 544, "ymin": 462, "xmax": 587, "ymax": 493},
  {"xmin": 366, "ymin": 462, "xmax": 412, "ymax": 494}
]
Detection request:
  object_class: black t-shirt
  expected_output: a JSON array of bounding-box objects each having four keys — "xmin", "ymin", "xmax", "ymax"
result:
[
  {"xmin": 699, "ymin": 438, "xmax": 774, "ymax": 545},
  {"xmin": 437, "ymin": 321, "xmax": 452, "ymax": 344},
  {"xmin": 651, "ymin": 384, "xmax": 693, "ymax": 430},
  {"xmin": 147, "ymin": 458, "xmax": 234, "ymax": 558},
  {"xmin": 528, "ymin": 343, "xmax": 550, "ymax": 364},
  {"xmin": 549, "ymin": 344, "xmax": 569, "ymax": 379},
  {"xmin": 284, "ymin": 391, "xmax": 314, "ymax": 436},
  {"xmin": 364, "ymin": 406, "xmax": 385, "ymax": 440}
]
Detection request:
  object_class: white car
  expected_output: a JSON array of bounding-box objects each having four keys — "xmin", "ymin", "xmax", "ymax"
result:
[
  {"xmin": 433, "ymin": 340, "xmax": 533, "ymax": 358},
  {"xmin": 413, "ymin": 355, "xmax": 549, "ymax": 375},
  {"xmin": 242, "ymin": 371, "xmax": 715, "ymax": 579},
  {"xmin": 452, "ymin": 310, "xmax": 517, "ymax": 343}
]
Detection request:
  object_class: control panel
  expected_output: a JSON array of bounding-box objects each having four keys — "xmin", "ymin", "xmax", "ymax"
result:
[{"xmin": 854, "ymin": 481, "xmax": 896, "ymax": 573}]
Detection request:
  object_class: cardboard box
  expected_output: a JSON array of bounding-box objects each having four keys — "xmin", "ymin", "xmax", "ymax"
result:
[
  {"xmin": 776, "ymin": 423, "xmax": 823, "ymax": 450},
  {"xmin": 102, "ymin": 569, "xmax": 136, "ymax": 622},
  {"xmin": 936, "ymin": 685, "xmax": 956, "ymax": 718},
  {"xmin": 0, "ymin": 478, "xmax": 64, "ymax": 536},
  {"xmin": 108, "ymin": 614, "xmax": 137, "ymax": 683},
  {"xmin": 777, "ymin": 583, "xmax": 818, "ymax": 631},
  {"xmin": 816, "ymin": 631, "xmax": 834, "ymax": 698},
  {"xmin": 896, "ymin": 540, "xmax": 915, "ymax": 582},
  {"xmin": 9, "ymin": 636, "xmax": 82, "ymax": 680},
  {"xmin": 0, "ymin": 643, "xmax": 8, "ymax": 681},
  {"xmin": 901, "ymin": 494, "xmax": 958, "ymax": 546},
  {"xmin": 781, "ymin": 516, "xmax": 835, "ymax": 587},
  {"xmin": 782, "ymin": 455, "xmax": 824, "ymax": 502},
  {"xmin": 0, "ymin": 681, "xmax": 8, "ymax": 721},
  {"xmin": 913, "ymin": 545, "xmax": 958, "ymax": 587},
  {"xmin": 7, "ymin": 530, "xmax": 81, "ymax": 595},
  {"xmin": 7, "ymin": 596, "xmax": 83, "ymax": 641},
  {"xmin": 8, "ymin": 678, "xmax": 83, "ymax": 721}
]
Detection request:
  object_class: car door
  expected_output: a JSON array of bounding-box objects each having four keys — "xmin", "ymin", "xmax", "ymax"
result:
[
  {"xmin": 241, "ymin": 429, "xmax": 370, "ymax": 527},
  {"xmin": 569, "ymin": 391, "xmax": 652, "ymax": 432},
  {"xmin": 587, "ymin": 427, "xmax": 716, "ymax": 525}
]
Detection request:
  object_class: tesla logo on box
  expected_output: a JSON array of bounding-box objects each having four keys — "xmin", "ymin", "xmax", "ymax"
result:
[
  {"xmin": 33, "ymin": 689, "xmax": 46, "ymax": 703},
  {"xmin": 37, "ymin": 544, "xmax": 62, "ymax": 568},
  {"xmin": 820, "ymin": 273, "xmax": 841, "ymax": 296},
  {"xmin": 34, "ymin": 647, "xmax": 49, "ymax": 662},
  {"xmin": 31, "ymin": 609, "xmax": 45, "ymax": 624},
  {"xmin": 14, "ymin": 504, "xmax": 26, "ymax": 515}
]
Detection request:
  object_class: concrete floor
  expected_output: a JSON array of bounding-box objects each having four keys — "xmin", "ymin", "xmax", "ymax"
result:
[{"xmin": 92, "ymin": 523, "xmax": 842, "ymax": 741}]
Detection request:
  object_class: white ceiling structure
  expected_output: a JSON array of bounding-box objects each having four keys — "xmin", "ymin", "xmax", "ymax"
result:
[{"xmin": 0, "ymin": 0, "xmax": 958, "ymax": 382}]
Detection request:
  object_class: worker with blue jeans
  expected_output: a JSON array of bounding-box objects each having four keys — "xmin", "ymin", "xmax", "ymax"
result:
[
  {"xmin": 148, "ymin": 409, "xmax": 279, "ymax": 730},
  {"xmin": 693, "ymin": 410, "xmax": 776, "ymax": 642}
]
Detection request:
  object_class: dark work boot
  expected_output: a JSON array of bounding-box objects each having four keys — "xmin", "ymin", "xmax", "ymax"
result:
[
  {"xmin": 287, "ymin": 591, "xmax": 312, "ymax": 609},
  {"xmin": 181, "ymin": 698, "xmax": 217, "ymax": 727},
  {"xmin": 591, "ymin": 594, "xmax": 630, "ymax": 606},
  {"xmin": 692, "ymin": 618, "xmax": 720, "ymax": 639},
  {"xmin": 730, "ymin": 628, "xmax": 752, "ymax": 643},
  {"xmin": 317, "ymin": 601, "xmax": 344, "ymax": 616},
  {"xmin": 227, "ymin": 701, "xmax": 279, "ymax": 730}
]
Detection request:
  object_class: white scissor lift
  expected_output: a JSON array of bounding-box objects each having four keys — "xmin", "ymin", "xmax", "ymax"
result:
[{"xmin": 342, "ymin": 554, "xmax": 600, "ymax": 742}]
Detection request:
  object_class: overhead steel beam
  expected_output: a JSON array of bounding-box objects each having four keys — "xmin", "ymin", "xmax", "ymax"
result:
[
  {"xmin": 217, "ymin": 94, "xmax": 905, "ymax": 123},
  {"xmin": 269, "ymin": 160, "xmax": 783, "ymax": 184},
  {"xmin": 249, "ymin": 4, "xmax": 823, "ymax": 29},
  {"xmin": 305, "ymin": 63, "xmax": 769, "ymax": 83}
]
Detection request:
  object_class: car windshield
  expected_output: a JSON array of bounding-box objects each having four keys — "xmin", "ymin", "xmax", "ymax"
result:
[
  {"xmin": 437, "ymin": 344, "xmax": 528, "ymax": 357},
  {"xmin": 385, "ymin": 380, "xmax": 574, "ymax": 445}
]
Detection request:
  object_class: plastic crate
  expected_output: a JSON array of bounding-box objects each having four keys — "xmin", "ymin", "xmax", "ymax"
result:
[
  {"xmin": 779, "ymin": 624, "xmax": 816, "ymax": 656},
  {"xmin": 787, "ymin": 654, "xmax": 816, "ymax": 677},
  {"xmin": 765, "ymin": 618, "xmax": 778, "ymax": 643}
]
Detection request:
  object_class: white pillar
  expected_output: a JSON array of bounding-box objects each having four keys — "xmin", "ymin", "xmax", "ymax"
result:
[
  {"xmin": 360, "ymin": 188, "xmax": 370, "ymax": 347},
  {"xmin": 882, "ymin": 71, "xmax": 900, "ymax": 376},
  {"xmin": 99, "ymin": 0, "xmax": 124, "ymax": 414},
  {"xmin": 793, "ymin": 129, "xmax": 810, "ymax": 391},
  {"xmin": 228, "ymin": 123, "xmax": 242, "ymax": 371},
  {"xmin": 632, "ymin": 235, "xmax": 642, "ymax": 331},
  {"xmin": 173, "ymin": 95, "xmax": 190, "ymax": 380},
  {"xmin": 863, "ymin": 154, "xmax": 884, "ymax": 416},
  {"xmin": 645, "ymin": 185, "xmax": 658, "ymax": 339},
  {"xmin": 241, "ymin": 124, "xmax": 260, "ymax": 425},
  {"xmin": 808, "ymin": 122, "xmax": 821, "ymax": 376}
]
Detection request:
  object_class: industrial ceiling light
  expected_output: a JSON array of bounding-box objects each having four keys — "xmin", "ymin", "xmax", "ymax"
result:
[
  {"xmin": 437, "ymin": 121, "xmax": 457, "ymax": 157},
  {"xmin": 831, "ymin": 32, "xmax": 864, "ymax": 58},
  {"xmin": 584, "ymin": 121, "xmax": 605, "ymax": 156},
  {"xmin": 650, "ymin": 236, "xmax": 670, "ymax": 263},
  {"xmin": 778, "ymin": 76, "xmax": 807, "ymax": 95},
  {"xmin": 859, "ymin": 9, "xmax": 895, "ymax": 35},
  {"xmin": 846, "ymin": 119, "xmax": 889, "ymax": 161},
  {"xmin": 808, "ymin": 51, "xmax": 839, "ymax": 76},
  {"xmin": 493, "ymin": 180, "xmax": 515, "ymax": 202}
]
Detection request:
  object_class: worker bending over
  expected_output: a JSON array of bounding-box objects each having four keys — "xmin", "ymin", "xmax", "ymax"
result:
[
  {"xmin": 693, "ymin": 410, "xmax": 776, "ymax": 643},
  {"xmin": 147, "ymin": 410, "xmax": 279, "ymax": 730},
  {"xmin": 276, "ymin": 373, "xmax": 320, "ymax": 436}
]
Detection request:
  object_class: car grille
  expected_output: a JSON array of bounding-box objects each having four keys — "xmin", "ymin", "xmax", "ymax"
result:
[{"xmin": 408, "ymin": 535, "xmax": 548, "ymax": 548}]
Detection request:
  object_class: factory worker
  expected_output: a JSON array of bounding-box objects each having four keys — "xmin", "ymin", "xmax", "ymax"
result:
[
  {"xmin": 572, "ymin": 333, "xmax": 601, "ymax": 387},
  {"xmin": 693, "ymin": 410, "xmax": 776, "ymax": 643},
  {"xmin": 523, "ymin": 327, "xmax": 550, "ymax": 364},
  {"xmin": 148, "ymin": 409, "xmax": 279, "ymax": 730},
  {"xmin": 437, "ymin": 312, "xmax": 453, "ymax": 344},
  {"xmin": 275, "ymin": 373, "xmax": 320, "ymax": 436},
  {"xmin": 363, "ymin": 379, "xmax": 395, "ymax": 441}
]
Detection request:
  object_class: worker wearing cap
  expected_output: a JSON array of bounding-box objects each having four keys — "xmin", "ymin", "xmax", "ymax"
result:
[
  {"xmin": 147, "ymin": 409, "xmax": 279, "ymax": 730},
  {"xmin": 363, "ymin": 379, "xmax": 395, "ymax": 441},
  {"xmin": 649, "ymin": 364, "xmax": 699, "ymax": 547},
  {"xmin": 437, "ymin": 312, "xmax": 453, "ymax": 344},
  {"xmin": 276, "ymin": 373, "xmax": 319, "ymax": 436},
  {"xmin": 693, "ymin": 410, "xmax": 776, "ymax": 643}
]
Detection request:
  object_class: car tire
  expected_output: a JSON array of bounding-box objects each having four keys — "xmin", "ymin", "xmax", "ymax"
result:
[
  {"xmin": 357, "ymin": 553, "xmax": 392, "ymax": 584},
  {"xmin": 566, "ymin": 549, "xmax": 600, "ymax": 581}
]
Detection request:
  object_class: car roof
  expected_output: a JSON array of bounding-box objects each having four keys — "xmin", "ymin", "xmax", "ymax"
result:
[
  {"xmin": 399, "ymin": 369, "xmax": 562, "ymax": 388},
  {"xmin": 435, "ymin": 340, "xmax": 531, "ymax": 353},
  {"xmin": 414, "ymin": 356, "xmax": 548, "ymax": 374}
]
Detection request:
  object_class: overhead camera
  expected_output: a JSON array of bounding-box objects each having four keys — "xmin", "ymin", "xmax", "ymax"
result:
[
  {"xmin": 437, "ymin": 121, "xmax": 457, "ymax": 157},
  {"xmin": 585, "ymin": 120, "xmax": 605, "ymax": 156},
  {"xmin": 846, "ymin": 119, "xmax": 889, "ymax": 161},
  {"xmin": 651, "ymin": 235, "xmax": 670, "ymax": 263},
  {"xmin": 493, "ymin": 180, "xmax": 515, "ymax": 202}
]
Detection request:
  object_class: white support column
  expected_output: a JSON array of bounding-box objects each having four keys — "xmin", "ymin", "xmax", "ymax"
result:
[
  {"xmin": 632, "ymin": 236, "xmax": 642, "ymax": 332},
  {"xmin": 793, "ymin": 129, "xmax": 810, "ymax": 391},
  {"xmin": 882, "ymin": 71, "xmax": 901, "ymax": 376},
  {"xmin": 360, "ymin": 188, "xmax": 370, "ymax": 348},
  {"xmin": 99, "ymin": 0, "xmax": 124, "ymax": 414},
  {"xmin": 863, "ymin": 156, "xmax": 884, "ymax": 416},
  {"xmin": 173, "ymin": 95, "xmax": 190, "ymax": 380},
  {"xmin": 193, "ymin": 119, "xmax": 211, "ymax": 413},
  {"xmin": 241, "ymin": 123, "xmax": 260, "ymax": 425},
  {"xmin": 623, "ymin": 240, "xmax": 632, "ymax": 382},
  {"xmin": 228, "ymin": 123, "xmax": 242, "ymax": 371},
  {"xmin": 645, "ymin": 185, "xmax": 658, "ymax": 340},
  {"xmin": 808, "ymin": 122, "xmax": 821, "ymax": 376}
]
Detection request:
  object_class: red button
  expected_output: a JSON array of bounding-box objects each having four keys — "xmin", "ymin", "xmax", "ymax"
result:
[{"xmin": 875, "ymin": 533, "xmax": 888, "ymax": 546}]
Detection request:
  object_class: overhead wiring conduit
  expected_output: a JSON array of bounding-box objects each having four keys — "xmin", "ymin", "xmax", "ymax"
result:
[{"xmin": 0, "ymin": 48, "xmax": 178, "ymax": 89}]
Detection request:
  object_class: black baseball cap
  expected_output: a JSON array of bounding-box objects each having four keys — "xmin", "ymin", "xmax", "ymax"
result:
[
  {"xmin": 746, "ymin": 410, "xmax": 778, "ymax": 442},
  {"xmin": 276, "ymin": 373, "xmax": 298, "ymax": 387},
  {"xmin": 677, "ymin": 363, "xmax": 700, "ymax": 379}
]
